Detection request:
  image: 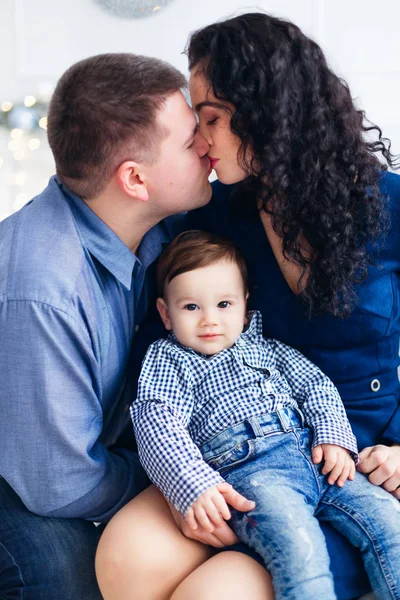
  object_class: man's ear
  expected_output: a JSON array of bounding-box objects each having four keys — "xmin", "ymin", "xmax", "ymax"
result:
[
  {"xmin": 116, "ymin": 161, "xmax": 149, "ymax": 203},
  {"xmin": 156, "ymin": 297, "xmax": 172, "ymax": 330}
]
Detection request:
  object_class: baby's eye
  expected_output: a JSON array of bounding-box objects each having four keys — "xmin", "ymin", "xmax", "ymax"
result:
[
  {"xmin": 207, "ymin": 117, "xmax": 219, "ymax": 126},
  {"xmin": 218, "ymin": 301, "xmax": 231, "ymax": 308},
  {"xmin": 184, "ymin": 303, "xmax": 198, "ymax": 311}
]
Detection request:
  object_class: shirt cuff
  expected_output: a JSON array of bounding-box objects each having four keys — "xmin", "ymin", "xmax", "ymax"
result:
[
  {"xmin": 171, "ymin": 462, "xmax": 224, "ymax": 516},
  {"xmin": 311, "ymin": 419, "xmax": 359, "ymax": 463}
]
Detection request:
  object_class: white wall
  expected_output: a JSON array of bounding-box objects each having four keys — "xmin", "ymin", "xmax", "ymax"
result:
[{"xmin": 0, "ymin": 0, "xmax": 399, "ymax": 214}]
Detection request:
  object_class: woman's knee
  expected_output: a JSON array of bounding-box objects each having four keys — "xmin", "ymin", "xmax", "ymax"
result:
[
  {"xmin": 96, "ymin": 486, "xmax": 211, "ymax": 599},
  {"xmin": 171, "ymin": 551, "xmax": 274, "ymax": 600}
]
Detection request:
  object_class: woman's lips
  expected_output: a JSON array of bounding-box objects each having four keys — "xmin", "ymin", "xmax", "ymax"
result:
[{"xmin": 209, "ymin": 157, "xmax": 219, "ymax": 169}]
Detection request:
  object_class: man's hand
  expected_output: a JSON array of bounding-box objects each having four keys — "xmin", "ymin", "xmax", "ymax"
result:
[
  {"xmin": 186, "ymin": 482, "xmax": 256, "ymax": 533},
  {"xmin": 357, "ymin": 444, "xmax": 400, "ymax": 498},
  {"xmin": 312, "ymin": 443, "xmax": 355, "ymax": 486}
]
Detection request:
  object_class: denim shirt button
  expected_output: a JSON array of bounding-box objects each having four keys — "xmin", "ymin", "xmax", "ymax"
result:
[{"xmin": 370, "ymin": 378, "xmax": 381, "ymax": 392}]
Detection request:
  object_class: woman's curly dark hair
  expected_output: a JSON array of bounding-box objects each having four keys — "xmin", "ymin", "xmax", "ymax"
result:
[{"xmin": 186, "ymin": 12, "xmax": 398, "ymax": 318}]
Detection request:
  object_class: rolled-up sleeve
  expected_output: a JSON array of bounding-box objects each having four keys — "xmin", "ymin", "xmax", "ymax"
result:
[{"xmin": 0, "ymin": 299, "xmax": 141, "ymax": 521}]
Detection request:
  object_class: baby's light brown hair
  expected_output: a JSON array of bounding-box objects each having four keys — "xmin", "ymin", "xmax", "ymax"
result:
[{"xmin": 157, "ymin": 230, "xmax": 249, "ymax": 298}]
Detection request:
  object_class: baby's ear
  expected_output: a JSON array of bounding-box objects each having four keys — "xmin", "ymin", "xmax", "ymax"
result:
[
  {"xmin": 156, "ymin": 297, "xmax": 172, "ymax": 330},
  {"xmin": 244, "ymin": 293, "xmax": 249, "ymax": 324}
]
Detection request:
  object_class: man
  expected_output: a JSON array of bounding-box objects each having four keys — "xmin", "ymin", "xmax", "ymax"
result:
[{"xmin": 0, "ymin": 53, "xmax": 211, "ymax": 599}]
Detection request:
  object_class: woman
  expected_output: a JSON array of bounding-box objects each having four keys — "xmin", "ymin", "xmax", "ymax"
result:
[{"xmin": 96, "ymin": 12, "xmax": 399, "ymax": 599}]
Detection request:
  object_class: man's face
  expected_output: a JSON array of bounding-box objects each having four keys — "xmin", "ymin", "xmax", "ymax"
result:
[{"xmin": 144, "ymin": 91, "xmax": 212, "ymax": 218}]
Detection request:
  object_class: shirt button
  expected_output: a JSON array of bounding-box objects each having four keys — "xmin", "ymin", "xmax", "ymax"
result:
[{"xmin": 370, "ymin": 379, "xmax": 381, "ymax": 392}]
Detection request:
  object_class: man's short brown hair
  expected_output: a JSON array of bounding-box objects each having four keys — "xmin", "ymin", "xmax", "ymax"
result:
[
  {"xmin": 157, "ymin": 230, "xmax": 249, "ymax": 298},
  {"xmin": 47, "ymin": 53, "xmax": 186, "ymax": 199}
]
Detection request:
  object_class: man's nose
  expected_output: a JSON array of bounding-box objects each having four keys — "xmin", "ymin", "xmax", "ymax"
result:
[{"xmin": 193, "ymin": 130, "xmax": 209, "ymax": 157}]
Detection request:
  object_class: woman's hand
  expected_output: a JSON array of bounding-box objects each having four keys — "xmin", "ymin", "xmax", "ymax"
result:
[
  {"xmin": 357, "ymin": 444, "xmax": 400, "ymax": 498},
  {"xmin": 312, "ymin": 443, "xmax": 355, "ymax": 486}
]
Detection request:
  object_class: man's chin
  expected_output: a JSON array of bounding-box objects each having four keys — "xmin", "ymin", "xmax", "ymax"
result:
[{"xmin": 197, "ymin": 184, "xmax": 212, "ymax": 208}]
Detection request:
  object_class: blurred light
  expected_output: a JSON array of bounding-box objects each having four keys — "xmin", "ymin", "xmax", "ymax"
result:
[
  {"xmin": 13, "ymin": 150, "xmax": 26, "ymax": 161},
  {"xmin": 1, "ymin": 101, "xmax": 13, "ymax": 112},
  {"xmin": 10, "ymin": 128, "xmax": 24, "ymax": 140},
  {"xmin": 0, "ymin": 157, "xmax": 3, "ymax": 169},
  {"xmin": 8, "ymin": 106, "xmax": 37, "ymax": 130},
  {"xmin": 28, "ymin": 138, "xmax": 40, "ymax": 150},
  {"xmin": 15, "ymin": 172, "xmax": 27, "ymax": 186},
  {"xmin": 24, "ymin": 95, "xmax": 36, "ymax": 107},
  {"xmin": 13, "ymin": 193, "xmax": 29, "ymax": 211},
  {"xmin": 8, "ymin": 140, "xmax": 19, "ymax": 152},
  {"xmin": 39, "ymin": 117, "xmax": 48, "ymax": 130}
]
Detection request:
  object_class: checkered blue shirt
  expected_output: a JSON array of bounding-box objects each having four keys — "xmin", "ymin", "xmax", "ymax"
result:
[{"xmin": 131, "ymin": 311, "xmax": 358, "ymax": 516}]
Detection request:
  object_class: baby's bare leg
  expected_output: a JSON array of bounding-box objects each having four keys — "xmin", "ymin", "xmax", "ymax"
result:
[
  {"xmin": 95, "ymin": 485, "xmax": 211, "ymax": 600},
  {"xmin": 171, "ymin": 551, "xmax": 274, "ymax": 600}
]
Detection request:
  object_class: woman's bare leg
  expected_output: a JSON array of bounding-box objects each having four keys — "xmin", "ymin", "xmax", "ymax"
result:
[
  {"xmin": 171, "ymin": 551, "xmax": 274, "ymax": 600},
  {"xmin": 95, "ymin": 485, "xmax": 211, "ymax": 600}
]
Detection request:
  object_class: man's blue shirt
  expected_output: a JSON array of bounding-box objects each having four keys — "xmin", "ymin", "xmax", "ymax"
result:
[{"xmin": 0, "ymin": 176, "xmax": 179, "ymax": 521}]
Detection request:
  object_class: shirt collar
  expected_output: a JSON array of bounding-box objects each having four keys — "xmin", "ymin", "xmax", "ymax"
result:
[
  {"xmin": 239, "ymin": 310, "xmax": 263, "ymax": 341},
  {"xmin": 53, "ymin": 177, "xmax": 171, "ymax": 290}
]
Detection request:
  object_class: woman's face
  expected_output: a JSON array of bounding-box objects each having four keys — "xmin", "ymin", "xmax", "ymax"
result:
[{"xmin": 189, "ymin": 70, "xmax": 249, "ymax": 185}]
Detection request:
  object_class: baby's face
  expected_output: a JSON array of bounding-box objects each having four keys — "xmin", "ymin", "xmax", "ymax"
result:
[{"xmin": 158, "ymin": 260, "xmax": 247, "ymax": 355}]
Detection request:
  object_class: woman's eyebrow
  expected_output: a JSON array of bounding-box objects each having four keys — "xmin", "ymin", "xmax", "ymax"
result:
[{"xmin": 194, "ymin": 100, "xmax": 228, "ymax": 112}]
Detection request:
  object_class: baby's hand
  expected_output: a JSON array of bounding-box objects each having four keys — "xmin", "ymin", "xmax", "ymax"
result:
[
  {"xmin": 186, "ymin": 482, "xmax": 256, "ymax": 532},
  {"xmin": 312, "ymin": 443, "xmax": 355, "ymax": 487}
]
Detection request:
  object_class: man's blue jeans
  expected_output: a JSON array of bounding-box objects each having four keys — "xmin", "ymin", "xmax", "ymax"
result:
[
  {"xmin": 201, "ymin": 408, "xmax": 400, "ymax": 600},
  {"xmin": 0, "ymin": 477, "xmax": 103, "ymax": 599}
]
